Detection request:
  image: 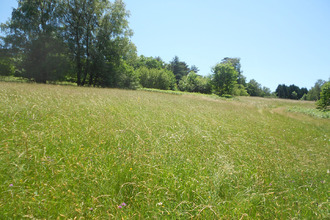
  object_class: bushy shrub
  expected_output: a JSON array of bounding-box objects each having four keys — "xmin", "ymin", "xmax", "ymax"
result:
[
  {"xmin": 233, "ymin": 84, "xmax": 249, "ymax": 96},
  {"xmin": 136, "ymin": 67, "xmax": 176, "ymax": 90},
  {"xmin": 178, "ymin": 71, "xmax": 212, "ymax": 94}
]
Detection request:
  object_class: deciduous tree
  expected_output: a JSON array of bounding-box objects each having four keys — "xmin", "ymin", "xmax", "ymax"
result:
[
  {"xmin": 211, "ymin": 63, "xmax": 238, "ymax": 96},
  {"xmin": 247, "ymin": 79, "xmax": 263, "ymax": 96},
  {"xmin": 306, "ymin": 80, "xmax": 326, "ymax": 101},
  {"xmin": 2, "ymin": 0, "xmax": 68, "ymax": 82},
  {"xmin": 221, "ymin": 57, "xmax": 246, "ymax": 85}
]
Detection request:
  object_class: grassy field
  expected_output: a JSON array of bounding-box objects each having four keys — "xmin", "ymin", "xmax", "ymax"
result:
[{"xmin": 0, "ymin": 82, "xmax": 329, "ymax": 219}]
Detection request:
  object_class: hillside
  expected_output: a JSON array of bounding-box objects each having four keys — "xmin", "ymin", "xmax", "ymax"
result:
[{"xmin": 0, "ymin": 82, "xmax": 329, "ymax": 219}]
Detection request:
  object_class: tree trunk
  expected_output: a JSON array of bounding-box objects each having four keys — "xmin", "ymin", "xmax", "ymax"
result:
[
  {"xmin": 75, "ymin": 30, "xmax": 82, "ymax": 86},
  {"xmin": 82, "ymin": 27, "xmax": 90, "ymax": 86}
]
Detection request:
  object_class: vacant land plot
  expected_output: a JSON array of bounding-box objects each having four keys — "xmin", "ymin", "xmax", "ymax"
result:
[{"xmin": 0, "ymin": 82, "xmax": 329, "ymax": 219}]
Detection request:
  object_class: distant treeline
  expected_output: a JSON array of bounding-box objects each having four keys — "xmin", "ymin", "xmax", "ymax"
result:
[
  {"xmin": 0, "ymin": 0, "xmax": 328, "ymax": 102},
  {"xmin": 275, "ymin": 80, "xmax": 328, "ymax": 101}
]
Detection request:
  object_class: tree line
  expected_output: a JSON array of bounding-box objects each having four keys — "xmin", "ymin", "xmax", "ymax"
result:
[
  {"xmin": 275, "ymin": 80, "xmax": 328, "ymax": 101},
  {"xmin": 275, "ymin": 80, "xmax": 329, "ymax": 110},
  {"xmin": 0, "ymin": 0, "xmax": 329, "ymax": 108},
  {"xmin": 0, "ymin": 0, "xmax": 267, "ymax": 97}
]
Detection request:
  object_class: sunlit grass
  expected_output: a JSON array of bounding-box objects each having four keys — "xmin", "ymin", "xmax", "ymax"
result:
[
  {"xmin": 0, "ymin": 82, "xmax": 329, "ymax": 219},
  {"xmin": 288, "ymin": 106, "xmax": 330, "ymax": 118}
]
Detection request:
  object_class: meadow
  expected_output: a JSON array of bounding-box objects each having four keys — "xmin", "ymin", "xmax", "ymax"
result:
[{"xmin": 0, "ymin": 82, "xmax": 329, "ymax": 219}]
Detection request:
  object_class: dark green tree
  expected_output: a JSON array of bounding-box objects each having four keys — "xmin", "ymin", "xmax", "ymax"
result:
[
  {"xmin": 247, "ymin": 79, "xmax": 263, "ymax": 96},
  {"xmin": 169, "ymin": 56, "xmax": 190, "ymax": 83},
  {"xmin": 91, "ymin": 0, "xmax": 135, "ymax": 87},
  {"xmin": 61, "ymin": 0, "xmax": 135, "ymax": 87},
  {"xmin": 61, "ymin": 0, "xmax": 101, "ymax": 86},
  {"xmin": 316, "ymin": 81, "xmax": 330, "ymax": 110},
  {"xmin": 22, "ymin": 35, "xmax": 70, "ymax": 82},
  {"xmin": 0, "ymin": 46, "xmax": 15, "ymax": 76},
  {"xmin": 2, "ymin": 0, "xmax": 68, "ymax": 82},
  {"xmin": 287, "ymin": 84, "xmax": 300, "ymax": 99},
  {"xmin": 190, "ymin": 65, "xmax": 199, "ymax": 74},
  {"xmin": 276, "ymin": 84, "xmax": 289, "ymax": 98},
  {"xmin": 276, "ymin": 84, "xmax": 308, "ymax": 100}
]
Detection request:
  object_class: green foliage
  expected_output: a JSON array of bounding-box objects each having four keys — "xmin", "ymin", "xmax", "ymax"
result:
[
  {"xmin": 300, "ymin": 93, "xmax": 308, "ymax": 100},
  {"xmin": 136, "ymin": 67, "xmax": 176, "ymax": 90},
  {"xmin": 306, "ymin": 79, "xmax": 326, "ymax": 101},
  {"xmin": 62, "ymin": 0, "xmax": 134, "ymax": 87},
  {"xmin": 0, "ymin": 49, "xmax": 14, "ymax": 76},
  {"xmin": 316, "ymin": 81, "xmax": 330, "ymax": 111},
  {"xmin": 221, "ymin": 94, "xmax": 233, "ymax": 98},
  {"xmin": 169, "ymin": 56, "xmax": 190, "ymax": 83},
  {"xmin": 178, "ymin": 71, "xmax": 212, "ymax": 94},
  {"xmin": 276, "ymin": 84, "xmax": 308, "ymax": 100},
  {"xmin": 211, "ymin": 63, "xmax": 238, "ymax": 96},
  {"xmin": 276, "ymin": 84, "xmax": 287, "ymax": 98},
  {"xmin": 1, "ymin": 0, "xmax": 135, "ymax": 87},
  {"xmin": 1, "ymin": 0, "xmax": 66, "ymax": 82},
  {"xmin": 190, "ymin": 65, "xmax": 199, "ymax": 73},
  {"xmin": 221, "ymin": 57, "xmax": 246, "ymax": 85},
  {"xmin": 116, "ymin": 61, "xmax": 139, "ymax": 89},
  {"xmin": 221, "ymin": 57, "xmax": 242, "ymax": 73},
  {"xmin": 22, "ymin": 36, "xmax": 71, "ymax": 83},
  {"xmin": 134, "ymin": 55, "xmax": 165, "ymax": 70},
  {"xmin": 232, "ymin": 84, "xmax": 249, "ymax": 96},
  {"xmin": 2, "ymin": 0, "xmax": 60, "ymax": 49},
  {"xmin": 0, "ymin": 76, "xmax": 29, "ymax": 83},
  {"xmin": 291, "ymin": 91, "xmax": 298, "ymax": 100},
  {"xmin": 246, "ymin": 79, "xmax": 263, "ymax": 96},
  {"xmin": 0, "ymin": 61, "xmax": 14, "ymax": 76},
  {"xmin": 262, "ymin": 86, "xmax": 272, "ymax": 97}
]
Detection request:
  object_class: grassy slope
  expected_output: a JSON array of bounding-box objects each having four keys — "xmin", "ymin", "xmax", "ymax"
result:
[{"xmin": 0, "ymin": 82, "xmax": 329, "ymax": 219}]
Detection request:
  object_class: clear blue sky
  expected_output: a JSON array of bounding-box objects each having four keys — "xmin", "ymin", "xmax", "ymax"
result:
[{"xmin": 1, "ymin": 0, "xmax": 330, "ymax": 91}]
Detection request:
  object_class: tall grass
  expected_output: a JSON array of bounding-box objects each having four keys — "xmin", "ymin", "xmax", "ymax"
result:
[
  {"xmin": 287, "ymin": 106, "xmax": 330, "ymax": 119},
  {"xmin": 0, "ymin": 82, "xmax": 329, "ymax": 219}
]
